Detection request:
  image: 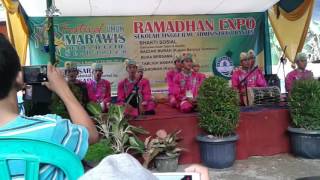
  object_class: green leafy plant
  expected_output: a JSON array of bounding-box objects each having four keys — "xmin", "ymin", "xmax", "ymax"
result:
[
  {"xmin": 197, "ymin": 76, "xmax": 240, "ymax": 137},
  {"xmin": 143, "ymin": 129, "xmax": 184, "ymax": 168},
  {"xmin": 288, "ymin": 80, "xmax": 320, "ymax": 130},
  {"xmin": 87, "ymin": 102, "xmax": 148, "ymax": 154},
  {"xmin": 84, "ymin": 139, "xmax": 114, "ymax": 162}
]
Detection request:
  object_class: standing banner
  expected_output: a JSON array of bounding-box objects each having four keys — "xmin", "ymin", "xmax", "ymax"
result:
[{"xmin": 28, "ymin": 13, "xmax": 265, "ymax": 93}]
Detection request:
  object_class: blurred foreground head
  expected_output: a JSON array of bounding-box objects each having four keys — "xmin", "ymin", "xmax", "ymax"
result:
[{"xmin": 0, "ymin": 33, "xmax": 22, "ymax": 100}]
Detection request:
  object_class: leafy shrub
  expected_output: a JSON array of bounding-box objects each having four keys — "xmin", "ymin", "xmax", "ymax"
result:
[
  {"xmin": 289, "ymin": 80, "xmax": 320, "ymax": 130},
  {"xmin": 197, "ymin": 76, "xmax": 240, "ymax": 136}
]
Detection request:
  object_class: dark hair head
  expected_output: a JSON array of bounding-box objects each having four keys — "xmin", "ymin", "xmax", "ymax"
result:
[
  {"xmin": 173, "ymin": 55, "xmax": 182, "ymax": 64},
  {"xmin": 181, "ymin": 58, "xmax": 193, "ymax": 63},
  {"xmin": 174, "ymin": 59, "xmax": 181, "ymax": 64},
  {"xmin": 181, "ymin": 53, "xmax": 193, "ymax": 63},
  {"xmin": 0, "ymin": 34, "xmax": 21, "ymax": 100}
]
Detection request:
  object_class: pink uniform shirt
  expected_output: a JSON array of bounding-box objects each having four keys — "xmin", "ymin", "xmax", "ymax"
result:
[
  {"xmin": 231, "ymin": 67, "xmax": 267, "ymax": 105},
  {"xmin": 196, "ymin": 72, "xmax": 206, "ymax": 84},
  {"xmin": 86, "ymin": 79, "xmax": 111, "ymax": 105},
  {"xmin": 117, "ymin": 77, "xmax": 155, "ymax": 117},
  {"xmin": 117, "ymin": 78, "xmax": 152, "ymax": 103},
  {"xmin": 173, "ymin": 71, "xmax": 202, "ymax": 101},
  {"xmin": 285, "ymin": 69, "xmax": 313, "ymax": 92},
  {"xmin": 231, "ymin": 67, "xmax": 267, "ymax": 92}
]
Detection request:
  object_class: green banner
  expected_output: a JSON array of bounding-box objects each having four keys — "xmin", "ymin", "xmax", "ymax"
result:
[{"xmin": 28, "ymin": 13, "xmax": 265, "ymax": 92}]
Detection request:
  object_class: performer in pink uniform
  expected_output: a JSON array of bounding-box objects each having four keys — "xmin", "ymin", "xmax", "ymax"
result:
[
  {"xmin": 285, "ymin": 52, "xmax": 314, "ymax": 93},
  {"xmin": 166, "ymin": 56, "xmax": 183, "ymax": 107},
  {"xmin": 231, "ymin": 50, "xmax": 267, "ymax": 105},
  {"xmin": 64, "ymin": 61, "xmax": 86, "ymax": 86},
  {"xmin": 192, "ymin": 61, "xmax": 206, "ymax": 84},
  {"xmin": 137, "ymin": 65, "xmax": 156, "ymax": 114},
  {"xmin": 86, "ymin": 63, "xmax": 111, "ymax": 112},
  {"xmin": 173, "ymin": 53, "xmax": 202, "ymax": 113},
  {"xmin": 117, "ymin": 60, "xmax": 156, "ymax": 118}
]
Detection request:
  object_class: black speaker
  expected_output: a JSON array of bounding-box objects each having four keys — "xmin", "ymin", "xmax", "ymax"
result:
[
  {"xmin": 265, "ymin": 74, "xmax": 280, "ymax": 88},
  {"xmin": 23, "ymin": 85, "xmax": 52, "ymax": 116},
  {"xmin": 23, "ymin": 85, "xmax": 52, "ymax": 103}
]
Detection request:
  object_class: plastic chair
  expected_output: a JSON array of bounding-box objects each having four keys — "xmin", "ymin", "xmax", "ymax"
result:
[{"xmin": 0, "ymin": 138, "xmax": 84, "ymax": 180}]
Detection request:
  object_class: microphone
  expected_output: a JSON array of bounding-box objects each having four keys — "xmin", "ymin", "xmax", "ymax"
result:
[
  {"xmin": 125, "ymin": 74, "xmax": 143, "ymax": 108},
  {"xmin": 134, "ymin": 74, "xmax": 143, "ymax": 91}
]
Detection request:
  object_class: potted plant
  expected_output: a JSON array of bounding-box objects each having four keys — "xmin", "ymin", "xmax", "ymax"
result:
[
  {"xmin": 87, "ymin": 103, "xmax": 148, "ymax": 155},
  {"xmin": 143, "ymin": 129, "xmax": 184, "ymax": 172},
  {"xmin": 196, "ymin": 76, "xmax": 240, "ymax": 169},
  {"xmin": 288, "ymin": 80, "xmax": 320, "ymax": 158}
]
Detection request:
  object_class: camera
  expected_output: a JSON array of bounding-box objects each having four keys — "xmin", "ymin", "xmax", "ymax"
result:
[
  {"xmin": 22, "ymin": 65, "xmax": 51, "ymax": 104},
  {"xmin": 23, "ymin": 65, "xmax": 48, "ymax": 84}
]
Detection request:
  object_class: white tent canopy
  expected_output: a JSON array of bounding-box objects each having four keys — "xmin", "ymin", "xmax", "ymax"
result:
[
  {"xmin": 0, "ymin": 4, "xmax": 6, "ymax": 22},
  {"xmin": 20, "ymin": 0, "xmax": 279, "ymax": 17}
]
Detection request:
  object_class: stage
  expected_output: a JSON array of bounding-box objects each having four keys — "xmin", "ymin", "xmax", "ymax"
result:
[{"xmin": 130, "ymin": 104, "xmax": 290, "ymax": 164}]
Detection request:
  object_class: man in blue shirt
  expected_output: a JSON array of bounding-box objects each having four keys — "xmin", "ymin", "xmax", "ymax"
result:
[{"xmin": 0, "ymin": 34, "xmax": 99, "ymax": 179}]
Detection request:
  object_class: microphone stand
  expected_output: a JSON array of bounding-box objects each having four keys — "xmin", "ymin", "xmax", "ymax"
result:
[
  {"xmin": 277, "ymin": 46, "xmax": 287, "ymax": 82},
  {"xmin": 125, "ymin": 75, "xmax": 143, "ymax": 115},
  {"xmin": 244, "ymin": 79, "xmax": 249, "ymax": 106},
  {"xmin": 133, "ymin": 82, "xmax": 141, "ymax": 115}
]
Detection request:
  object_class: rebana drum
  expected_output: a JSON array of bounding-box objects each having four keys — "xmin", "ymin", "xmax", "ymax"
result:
[{"xmin": 244, "ymin": 86, "xmax": 281, "ymax": 106}]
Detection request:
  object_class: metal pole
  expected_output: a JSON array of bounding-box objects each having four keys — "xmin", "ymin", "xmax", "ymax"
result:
[
  {"xmin": 264, "ymin": 11, "xmax": 272, "ymax": 75},
  {"xmin": 46, "ymin": 0, "xmax": 56, "ymax": 65}
]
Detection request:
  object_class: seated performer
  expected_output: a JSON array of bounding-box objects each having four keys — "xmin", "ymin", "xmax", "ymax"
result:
[
  {"xmin": 173, "ymin": 53, "xmax": 202, "ymax": 113},
  {"xmin": 86, "ymin": 63, "xmax": 111, "ymax": 112},
  {"xmin": 166, "ymin": 55, "xmax": 183, "ymax": 107},
  {"xmin": 231, "ymin": 50, "xmax": 267, "ymax": 105},
  {"xmin": 192, "ymin": 61, "xmax": 206, "ymax": 84},
  {"xmin": 50, "ymin": 61, "xmax": 88, "ymax": 118},
  {"xmin": 285, "ymin": 52, "xmax": 314, "ymax": 93},
  {"xmin": 117, "ymin": 60, "xmax": 156, "ymax": 118}
]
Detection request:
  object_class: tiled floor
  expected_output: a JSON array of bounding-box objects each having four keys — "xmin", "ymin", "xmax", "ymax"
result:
[{"xmin": 176, "ymin": 154, "xmax": 320, "ymax": 180}]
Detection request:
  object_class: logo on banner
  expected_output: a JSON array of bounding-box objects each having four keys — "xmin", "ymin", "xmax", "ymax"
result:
[{"xmin": 214, "ymin": 56, "xmax": 234, "ymax": 78}]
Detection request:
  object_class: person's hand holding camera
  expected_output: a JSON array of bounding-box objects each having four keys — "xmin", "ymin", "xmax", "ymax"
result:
[
  {"xmin": 42, "ymin": 64, "xmax": 69, "ymax": 95},
  {"xmin": 43, "ymin": 64, "xmax": 99, "ymax": 144}
]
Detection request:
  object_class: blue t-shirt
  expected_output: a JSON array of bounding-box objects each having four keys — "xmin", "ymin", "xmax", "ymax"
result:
[{"xmin": 0, "ymin": 114, "xmax": 89, "ymax": 179}]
